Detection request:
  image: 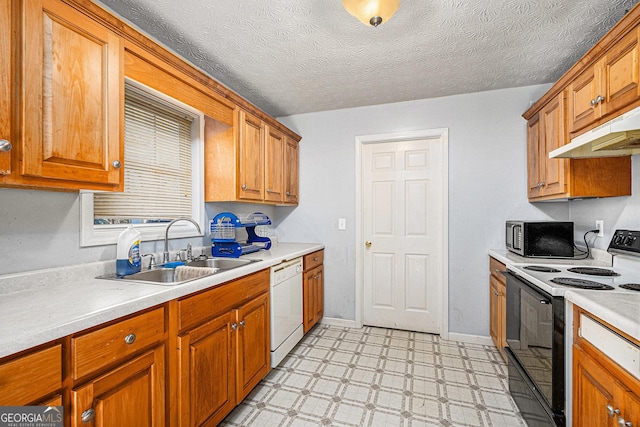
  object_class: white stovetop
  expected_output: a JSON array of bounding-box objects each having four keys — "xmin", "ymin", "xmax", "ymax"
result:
[
  {"xmin": 489, "ymin": 248, "xmax": 640, "ymax": 342},
  {"xmin": 0, "ymin": 242, "xmax": 323, "ymax": 359}
]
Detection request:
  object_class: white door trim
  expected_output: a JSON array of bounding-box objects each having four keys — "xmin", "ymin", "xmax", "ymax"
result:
[{"xmin": 354, "ymin": 129, "xmax": 449, "ymax": 339}]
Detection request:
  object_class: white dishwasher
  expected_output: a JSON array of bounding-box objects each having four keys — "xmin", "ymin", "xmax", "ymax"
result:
[{"xmin": 270, "ymin": 257, "xmax": 303, "ymax": 368}]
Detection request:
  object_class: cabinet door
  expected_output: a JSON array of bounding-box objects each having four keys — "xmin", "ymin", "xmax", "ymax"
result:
[
  {"xmin": 489, "ymin": 275, "xmax": 501, "ymax": 350},
  {"xmin": 22, "ymin": 0, "xmax": 122, "ymax": 187},
  {"xmin": 264, "ymin": 126, "xmax": 284, "ymax": 203},
  {"xmin": 573, "ymin": 344, "xmax": 616, "ymax": 427},
  {"xmin": 620, "ymin": 386, "xmax": 640, "ymax": 427},
  {"xmin": 539, "ymin": 93, "xmax": 567, "ymax": 197},
  {"xmin": 71, "ymin": 346, "xmax": 165, "ymax": 427},
  {"xmin": 303, "ymin": 268, "xmax": 315, "ymax": 333},
  {"xmin": 238, "ymin": 110, "xmax": 264, "ymax": 201},
  {"xmin": 235, "ymin": 293, "xmax": 270, "ymax": 401},
  {"xmin": 0, "ymin": 0, "xmax": 11, "ymax": 176},
  {"xmin": 284, "ymin": 137, "xmax": 299, "ymax": 204},
  {"xmin": 567, "ymin": 63, "xmax": 601, "ymax": 133},
  {"xmin": 601, "ymin": 28, "xmax": 640, "ymax": 117},
  {"xmin": 313, "ymin": 265, "xmax": 324, "ymax": 326},
  {"xmin": 177, "ymin": 312, "xmax": 236, "ymax": 427},
  {"xmin": 526, "ymin": 115, "xmax": 543, "ymax": 199}
]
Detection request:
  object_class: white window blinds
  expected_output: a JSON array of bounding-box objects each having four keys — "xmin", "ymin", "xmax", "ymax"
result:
[{"xmin": 94, "ymin": 87, "xmax": 194, "ymax": 221}]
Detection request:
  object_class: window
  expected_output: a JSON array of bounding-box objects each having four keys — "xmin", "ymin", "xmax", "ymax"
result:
[{"xmin": 80, "ymin": 80, "xmax": 204, "ymax": 247}]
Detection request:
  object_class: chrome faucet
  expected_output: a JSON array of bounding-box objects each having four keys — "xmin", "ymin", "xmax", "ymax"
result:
[{"xmin": 163, "ymin": 218, "xmax": 202, "ymax": 264}]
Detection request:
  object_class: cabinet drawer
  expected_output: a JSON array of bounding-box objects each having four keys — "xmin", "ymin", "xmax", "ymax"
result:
[
  {"xmin": 304, "ymin": 250, "xmax": 324, "ymax": 271},
  {"xmin": 178, "ymin": 269, "xmax": 270, "ymax": 332},
  {"xmin": 0, "ymin": 344, "xmax": 62, "ymax": 405},
  {"xmin": 489, "ymin": 257, "xmax": 506, "ymax": 283},
  {"xmin": 71, "ymin": 307, "xmax": 165, "ymax": 380}
]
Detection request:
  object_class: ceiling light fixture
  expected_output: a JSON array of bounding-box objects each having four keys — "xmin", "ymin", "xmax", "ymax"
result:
[{"xmin": 342, "ymin": 0, "xmax": 400, "ymax": 27}]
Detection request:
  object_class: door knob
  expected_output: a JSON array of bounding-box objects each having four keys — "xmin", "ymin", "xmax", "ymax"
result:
[{"xmin": 365, "ymin": 241, "xmax": 372, "ymax": 248}]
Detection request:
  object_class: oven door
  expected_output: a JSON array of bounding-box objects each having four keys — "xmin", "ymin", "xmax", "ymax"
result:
[{"xmin": 504, "ymin": 270, "xmax": 565, "ymax": 425}]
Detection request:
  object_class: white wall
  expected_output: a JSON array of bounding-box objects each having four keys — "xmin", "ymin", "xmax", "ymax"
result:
[{"xmin": 275, "ymin": 84, "xmax": 571, "ymax": 336}]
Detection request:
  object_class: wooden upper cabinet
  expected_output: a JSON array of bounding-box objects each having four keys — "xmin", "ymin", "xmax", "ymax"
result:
[
  {"xmin": 19, "ymin": 0, "xmax": 123, "ymax": 189},
  {"xmin": 238, "ymin": 109, "xmax": 265, "ymax": 201},
  {"xmin": 528, "ymin": 92, "xmax": 632, "ymax": 201},
  {"xmin": 527, "ymin": 93, "xmax": 569, "ymax": 200},
  {"xmin": 284, "ymin": 138, "xmax": 299, "ymax": 204},
  {"xmin": 206, "ymin": 108, "xmax": 300, "ymax": 205},
  {"xmin": 0, "ymin": 0, "xmax": 11, "ymax": 177},
  {"xmin": 264, "ymin": 126, "xmax": 285, "ymax": 203},
  {"xmin": 539, "ymin": 94, "xmax": 567, "ymax": 197},
  {"xmin": 568, "ymin": 28, "xmax": 640, "ymax": 134}
]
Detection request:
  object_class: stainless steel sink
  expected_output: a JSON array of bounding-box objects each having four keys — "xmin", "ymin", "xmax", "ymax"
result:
[
  {"xmin": 121, "ymin": 268, "xmax": 188, "ymax": 284},
  {"xmin": 186, "ymin": 257, "xmax": 257, "ymax": 269},
  {"xmin": 97, "ymin": 257, "xmax": 260, "ymax": 285}
]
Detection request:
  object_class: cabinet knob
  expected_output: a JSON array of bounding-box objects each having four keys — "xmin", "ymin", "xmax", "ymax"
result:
[
  {"xmin": 286, "ymin": 191, "xmax": 291, "ymax": 196},
  {"xmin": 493, "ymin": 290, "xmax": 499, "ymax": 296},
  {"xmin": 595, "ymin": 95, "xmax": 605, "ymax": 104},
  {"xmin": 314, "ymin": 275, "xmax": 320, "ymax": 279},
  {"xmin": 0, "ymin": 140, "xmax": 11, "ymax": 152},
  {"xmin": 81, "ymin": 408, "xmax": 96, "ymax": 423},
  {"xmin": 231, "ymin": 323, "xmax": 238, "ymax": 330},
  {"xmin": 590, "ymin": 99, "xmax": 597, "ymax": 107},
  {"xmin": 112, "ymin": 160, "xmax": 122, "ymax": 169},
  {"xmin": 239, "ymin": 320, "xmax": 246, "ymax": 327},
  {"xmin": 266, "ymin": 188, "xmax": 271, "ymax": 193},
  {"xmin": 607, "ymin": 405, "xmax": 620, "ymax": 418},
  {"xmin": 124, "ymin": 333, "xmax": 136, "ymax": 345},
  {"xmin": 618, "ymin": 416, "xmax": 632, "ymax": 427},
  {"xmin": 241, "ymin": 184, "xmax": 247, "ymax": 190}
]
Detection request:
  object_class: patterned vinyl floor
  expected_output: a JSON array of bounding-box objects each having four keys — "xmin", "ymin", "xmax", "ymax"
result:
[{"xmin": 220, "ymin": 325, "xmax": 528, "ymax": 427}]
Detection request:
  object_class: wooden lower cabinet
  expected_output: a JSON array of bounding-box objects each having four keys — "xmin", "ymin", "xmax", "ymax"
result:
[
  {"xmin": 573, "ymin": 308, "xmax": 640, "ymax": 427},
  {"xmin": 175, "ymin": 270, "xmax": 271, "ymax": 426},
  {"xmin": 488, "ymin": 257, "xmax": 506, "ymax": 362},
  {"xmin": 0, "ymin": 344, "xmax": 62, "ymax": 405},
  {"xmin": 177, "ymin": 312, "xmax": 236, "ymax": 427},
  {"xmin": 573, "ymin": 344, "xmax": 639, "ymax": 427},
  {"xmin": 235, "ymin": 292, "xmax": 270, "ymax": 401},
  {"xmin": 303, "ymin": 266, "xmax": 324, "ymax": 333},
  {"xmin": 71, "ymin": 345, "xmax": 165, "ymax": 427}
]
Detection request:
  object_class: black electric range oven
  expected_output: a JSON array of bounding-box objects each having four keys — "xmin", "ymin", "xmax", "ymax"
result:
[{"xmin": 502, "ymin": 229, "xmax": 640, "ymax": 427}]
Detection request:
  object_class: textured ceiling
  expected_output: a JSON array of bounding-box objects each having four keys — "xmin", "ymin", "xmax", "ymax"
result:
[{"xmin": 94, "ymin": 0, "xmax": 639, "ymax": 117}]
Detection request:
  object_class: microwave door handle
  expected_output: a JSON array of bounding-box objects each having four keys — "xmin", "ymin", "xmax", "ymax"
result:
[{"xmin": 513, "ymin": 226, "xmax": 520, "ymax": 250}]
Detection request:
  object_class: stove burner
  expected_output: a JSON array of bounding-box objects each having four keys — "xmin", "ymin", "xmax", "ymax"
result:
[
  {"xmin": 567, "ymin": 267, "xmax": 620, "ymax": 276},
  {"xmin": 550, "ymin": 277, "xmax": 614, "ymax": 290},
  {"xmin": 620, "ymin": 283, "xmax": 640, "ymax": 291},
  {"xmin": 523, "ymin": 266, "xmax": 561, "ymax": 273}
]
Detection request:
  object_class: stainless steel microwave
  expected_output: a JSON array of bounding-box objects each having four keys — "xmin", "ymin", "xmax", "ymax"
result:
[{"xmin": 506, "ymin": 221, "xmax": 574, "ymax": 257}]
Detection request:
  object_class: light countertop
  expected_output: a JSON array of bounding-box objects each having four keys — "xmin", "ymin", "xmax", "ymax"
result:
[{"xmin": 0, "ymin": 242, "xmax": 323, "ymax": 359}]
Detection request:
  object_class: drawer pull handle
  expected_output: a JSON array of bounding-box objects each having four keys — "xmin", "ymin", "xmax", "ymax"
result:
[
  {"xmin": 81, "ymin": 409, "xmax": 96, "ymax": 423},
  {"xmin": 124, "ymin": 333, "xmax": 136, "ymax": 345},
  {"xmin": 239, "ymin": 320, "xmax": 246, "ymax": 327}
]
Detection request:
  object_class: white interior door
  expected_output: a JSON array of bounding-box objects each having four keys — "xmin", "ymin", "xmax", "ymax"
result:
[{"xmin": 362, "ymin": 137, "xmax": 445, "ymax": 333}]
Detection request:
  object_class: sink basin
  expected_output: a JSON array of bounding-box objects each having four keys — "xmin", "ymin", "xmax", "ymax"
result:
[
  {"xmin": 97, "ymin": 257, "xmax": 260, "ymax": 285},
  {"xmin": 121, "ymin": 268, "xmax": 186, "ymax": 284},
  {"xmin": 186, "ymin": 257, "xmax": 258, "ymax": 270}
]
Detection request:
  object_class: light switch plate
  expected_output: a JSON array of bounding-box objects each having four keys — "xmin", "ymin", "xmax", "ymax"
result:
[{"xmin": 338, "ymin": 218, "xmax": 346, "ymax": 230}]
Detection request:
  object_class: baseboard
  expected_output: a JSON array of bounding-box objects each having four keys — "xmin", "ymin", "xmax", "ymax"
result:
[
  {"xmin": 447, "ymin": 332, "xmax": 495, "ymax": 346},
  {"xmin": 319, "ymin": 317, "xmax": 359, "ymax": 329}
]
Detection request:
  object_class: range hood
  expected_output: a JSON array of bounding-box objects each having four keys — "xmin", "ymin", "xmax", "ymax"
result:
[{"xmin": 549, "ymin": 105, "xmax": 640, "ymax": 158}]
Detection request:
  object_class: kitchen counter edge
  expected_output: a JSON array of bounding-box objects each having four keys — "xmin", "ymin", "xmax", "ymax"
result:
[{"xmin": 0, "ymin": 243, "xmax": 324, "ymax": 359}]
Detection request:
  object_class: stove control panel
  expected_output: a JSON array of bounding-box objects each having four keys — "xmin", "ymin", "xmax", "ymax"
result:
[{"xmin": 608, "ymin": 229, "xmax": 640, "ymax": 256}]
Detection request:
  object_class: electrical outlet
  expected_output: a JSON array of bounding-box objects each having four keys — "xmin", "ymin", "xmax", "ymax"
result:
[{"xmin": 595, "ymin": 220, "xmax": 604, "ymax": 237}]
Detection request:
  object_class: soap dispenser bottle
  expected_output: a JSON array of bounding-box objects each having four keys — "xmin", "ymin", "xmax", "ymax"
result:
[{"xmin": 116, "ymin": 225, "xmax": 141, "ymax": 276}]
